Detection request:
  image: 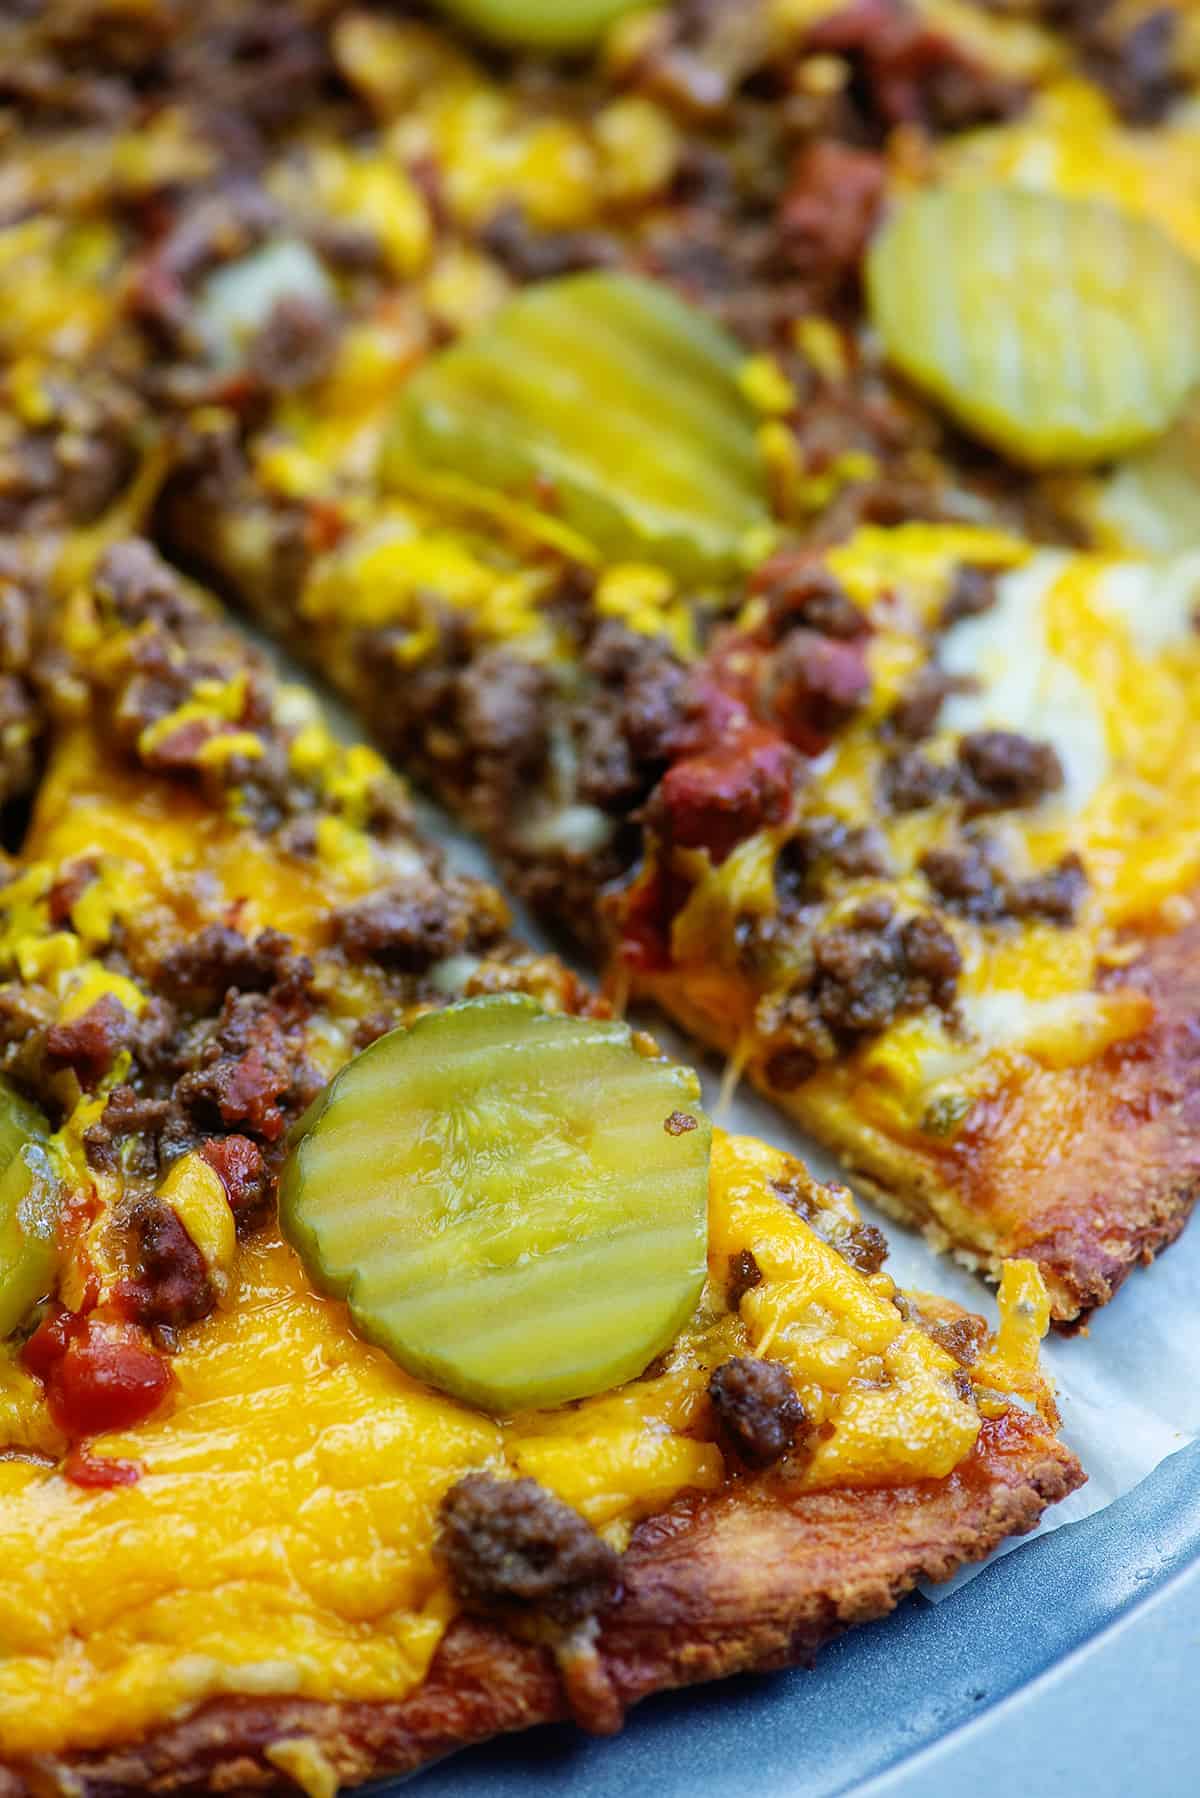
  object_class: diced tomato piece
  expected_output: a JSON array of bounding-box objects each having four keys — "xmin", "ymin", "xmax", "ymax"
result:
[
  {"xmin": 652, "ymin": 726, "xmax": 799, "ymax": 864},
  {"xmin": 30, "ymin": 1315, "xmax": 172, "ymax": 1438}
]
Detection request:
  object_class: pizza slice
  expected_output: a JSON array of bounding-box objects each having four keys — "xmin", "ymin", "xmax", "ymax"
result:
[
  {"xmin": 0, "ymin": 540, "xmax": 1080, "ymax": 1789},
  {"xmin": 135, "ymin": 3, "xmax": 1200, "ymax": 1326}
]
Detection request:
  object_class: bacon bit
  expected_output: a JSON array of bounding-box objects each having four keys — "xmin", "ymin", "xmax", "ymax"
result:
[
  {"xmin": 664, "ymin": 1110, "xmax": 698, "ymax": 1135},
  {"xmin": 63, "ymin": 1442, "xmax": 143, "ymax": 1490},
  {"xmin": 23, "ymin": 1310, "xmax": 172, "ymax": 1439},
  {"xmin": 199, "ymin": 1133, "xmax": 269, "ymax": 1231},
  {"xmin": 652, "ymin": 726, "xmax": 798, "ymax": 864},
  {"xmin": 214, "ymin": 1049, "xmax": 288, "ymax": 1141},
  {"xmin": 305, "ymin": 498, "xmax": 347, "ymax": 555},
  {"xmin": 767, "ymin": 631, "xmax": 871, "ymax": 756},
  {"xmin": 46, "ymin": 858, "xmax": 99, "ymax": 928},
  {"xmin": 610, "ymin": 865, "xmax": 691, "ymax": 973},
  {"xmin": 44, "ymin": 994, "xmax": 134, "ymax": 1089},
  {"xmin": 778, "ymin": 141, "xmax": 885, "ymax": 287}
]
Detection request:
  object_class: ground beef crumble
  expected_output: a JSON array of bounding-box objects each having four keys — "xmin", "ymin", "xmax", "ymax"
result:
[
  {"xmin": 708, "ymin": 1356, "xmax": 809, "ymax": 1468},
  {"xmin": 758, "ymin": 900, "xmax": 962, "ymax": 1088},
  {"xmin": 438, "ymin": 1473, "xmax": 619, "ymax": 1628},
  {"xmin": 957, "ymin": 729, "xmax": 1064, "ymax": 815}
]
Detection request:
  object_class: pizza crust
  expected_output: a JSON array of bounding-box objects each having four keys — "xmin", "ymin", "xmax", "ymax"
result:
[
  {"xmin": 5, "ymin": 1411, "xmax": 1080, "ymax": 1796},
  {"xmin": 648, "ymin": 902, "xmax": 1200, "ymax": 1327}
]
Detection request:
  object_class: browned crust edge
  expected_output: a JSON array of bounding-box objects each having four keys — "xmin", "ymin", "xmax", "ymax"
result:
[
  {"xmin": 648, "ymin": 906, "xmax": 1200, "ymax": 1326},
  {"xmin": 2, "ymin": 1412, "xmax": 1080, "ymax": 1797}
]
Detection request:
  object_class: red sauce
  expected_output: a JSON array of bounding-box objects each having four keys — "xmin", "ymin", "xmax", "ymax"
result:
[
  {"xmin": 22, "ymin": 1308, "xmax": 172, "ymax": 1440},
  {"xmin": 62, "ymin": 1443, "xmax": 143, "ymax": 1490}
]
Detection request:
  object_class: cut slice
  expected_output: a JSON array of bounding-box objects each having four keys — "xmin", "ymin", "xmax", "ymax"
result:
[
  {"xmin": 0, "ymin": 1081, "xmax": 58, "ymax": 1338},
  {"xmin": 383, "ymin": 271, "xmax": 770, "ymax": 578},
  {"xmin": 867, "ymin": 184, "xmax": 1200, "ymax": 468},
  {"xmin": 280, "ymin": 995, "xmax": 711, "ymax": 1412}
]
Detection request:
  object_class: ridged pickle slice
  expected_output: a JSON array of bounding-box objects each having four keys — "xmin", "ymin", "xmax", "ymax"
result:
[
  {"xmin": 432, "ymin": 0, "xmax": 644, "ymax": 50},
  {"xmin": 279, "ymin": 997, "xmax": 712, "ymax": 1413},
  {"xmin": 0, "ymin": 1080, "xmax": 59, "ymax": 1338},
  {"xmin": 384, "ymin": 271, "xmax": 770, "ymax": 579},
  {"xmin": 867, "ymin": 185, "xmax": 1200, "ymax": 469}
]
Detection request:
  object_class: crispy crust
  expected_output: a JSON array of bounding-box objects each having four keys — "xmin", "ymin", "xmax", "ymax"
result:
[
  {"xmin": 4, "ymin": 1411, "xmax": 1080, "ymax": 1797},
  {"xmin": 649, "ymin": 906, "xmax": 1200, "ymax": 1326}
]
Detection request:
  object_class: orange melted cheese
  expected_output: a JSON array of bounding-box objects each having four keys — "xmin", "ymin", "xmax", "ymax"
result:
[
  {"xmin": 666, "ymin": 523, "xmax": 1200, "ymax": 1135},
  {"xmin": 0, "ymin": 1132, "xmax": 1031, "ymax": 1762}
]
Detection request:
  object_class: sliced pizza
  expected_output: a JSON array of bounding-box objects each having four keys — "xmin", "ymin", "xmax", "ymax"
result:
[
  {"xmin": 129, "ymin": 4, "xmax": 1200, "ymax": 1325},
  {"xmin": 0, "ymin": 541, "xmax": 1081, "ymax": 1789}
]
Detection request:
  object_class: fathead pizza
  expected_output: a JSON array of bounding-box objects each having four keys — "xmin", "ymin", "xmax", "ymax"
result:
[
  {"xmin": 1, "ymin": 0, "xmax": 1198, "ymax": 1786},
  {"xmin": 0, "ymin": 544, "xmax": 1081, "ymax": 1788}
]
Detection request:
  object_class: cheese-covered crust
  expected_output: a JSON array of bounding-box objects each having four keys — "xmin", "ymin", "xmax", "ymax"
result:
[{"xmin": 0, "ymin": 1403, "xmax": 1077, "ymax": 1796}]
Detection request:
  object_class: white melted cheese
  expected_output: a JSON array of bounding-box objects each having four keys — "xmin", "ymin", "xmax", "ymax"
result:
[
  {"xmin": 939, "ymin": 550, "xmax": 1110, "ymax": 818},
  {"xmin": 1089, "ymin": 552, "xmax": 1200, "ymax": 657}
]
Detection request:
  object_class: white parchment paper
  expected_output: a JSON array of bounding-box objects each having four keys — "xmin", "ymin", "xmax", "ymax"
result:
[{"xmin": 417, "ymin": 796, "xmax": 1200, "ymax": 1597}]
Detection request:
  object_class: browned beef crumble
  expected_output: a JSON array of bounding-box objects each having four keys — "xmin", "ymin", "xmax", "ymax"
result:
[
  {"xmin": 756, "ymin": 559, "xmax": 868, "ymax": 642},
  {"xmin": 771, "ymin": 1169, "xmax": 889, "ymax": 1273},
  {"xmin": 775, "ymin": 817, "xmax": 891, "ymax": 904},
  {"xmin": 246, "ymin": 291, "xmax": 342, "ymax": 391},
  {"xmin": 894, "ymin": 1293, "xmax": 987, "ymax": 1367},
  {"xmin": 1007, "ymin": 851, "xmax": 1087, "ymax": 922},
  {"xmin": 886, "ymin": 668, "xmax": 973, "ymax": 743},
  {"xmin": 920, "ymin": 841, "xmax": 1004, "ymax": 919},
  {"xmin": 334, "ymin": 876, "xmax": 507, "ymax": 972},
  {"xmin": 880, "ymin": 749, "xmax": 956, "ymax": 812},
  {"xmin": 726, "ymin": 1247, "xmax": 763, "ymax": 1308},
  {"xmin": 1030, "ymin": 0, "xmax": 1183, "ymax": 124},
  {"xmin": 438, "ymin": 1473, "xmax": 620, "ymax": 1627},
  {"xmin": 940, "ymin": 565, "xmax": 1000, "ymax": 628},
  {"xmin": 198, "ymin": 1133, "xmax": 272, "ymax": 1230},
  {"xmin": 119, "ymin": 1201, "xmax": 216, "ymax": 1331},
  {"xmin": 921, "ymin": 841, "xmax": 1087, "ymax": 925},
  {"xmin": 158, "ymin": 926, "xmax": 304, "ymax": 1008},
  {"xmin": 480, "ymin": 206, "xmax": 620, "ymax": 283},
  {"xmin": 766, "ymin": 628, "xmax": 873, "ymax": 744},
  {"xmin": 0, "ymin": 378, "xmax": 143, "ymax": 534},
  {"xmin": 957, "ymin": 729, "xmax": 1064, "ymax": 814},
  {"xmin": 708, "ymin": 1355, "xmax": 809, "ymax": 1468},
  {"xmin": 759, "ymin": 902, "xmax": 962, "ymax": 1088}
]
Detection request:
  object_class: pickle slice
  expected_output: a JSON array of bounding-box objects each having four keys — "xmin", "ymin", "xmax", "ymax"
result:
[
  {"xmin": 384, "ymin": 271, "xmax": 769, "ymax": 579},
  {"xmin": 432, "ymin": 0, "xmax": 644, "ymax": 50},
  {"xmin": 867, "ymin": 185, "xmax": 1200, "ymax": 469},
  {"xmin": 0, "ymin": 1081, "xmax": 59, "ymax": 1338},
  {"xmin": 280, "ymin": 996, "xmax": 711, "ymax": 1413}
]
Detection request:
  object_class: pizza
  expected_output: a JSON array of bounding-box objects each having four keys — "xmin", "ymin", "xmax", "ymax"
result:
[
  {"xmin": 118, "ymin": 2, "xmax": 1200, "ymax": 1324},
  {"xmin": 0, "ymin": 541, "xmax": 1081, "ymax": 1790},
  {"xmin": 1, "ymin": 0, "xmax": 1195, "ymax": 1786}
]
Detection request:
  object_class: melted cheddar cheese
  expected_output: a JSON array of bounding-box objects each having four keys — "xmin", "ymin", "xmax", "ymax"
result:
[
  {"xmin": 0, "ymin": 1130, "xmax": 1037, "ymax": 1762},
  {"xmin": 660, "ymin": 522, "xmax": 1200, "ymax": 1137}
]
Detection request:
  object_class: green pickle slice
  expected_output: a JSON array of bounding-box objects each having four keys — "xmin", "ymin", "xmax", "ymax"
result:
[
  {"xmin": 0, "ymin": 1080, "xmax": 60, "ymax": 1338},
  {"xmin": 280, "ymin": 997, "xmax": 712, "ymax": 1414},
  {"xmin": 384, "ymin": 271, "xmax": 770, "ymax": 579},
  {"xmin": 866, "ymin": 184, "xmax": 1200, "ymax": 468},
  {"xmin": 431, "ymin": 0, "xmax": 644, "ymax": 50}
]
